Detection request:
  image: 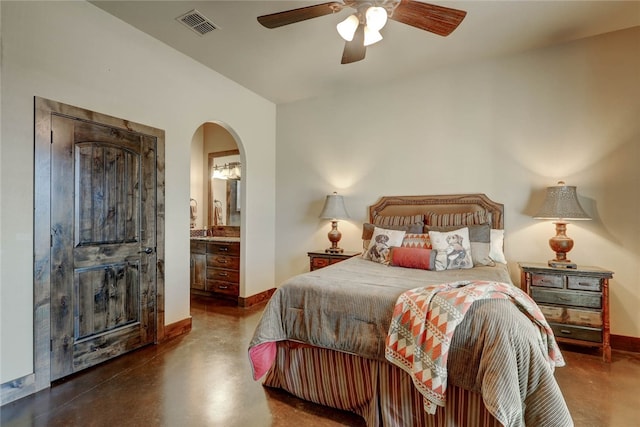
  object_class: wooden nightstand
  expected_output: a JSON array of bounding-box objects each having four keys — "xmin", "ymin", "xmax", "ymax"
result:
[
  {"xmin": 519, "ymin": 262, "xmax": 614, "ymax": 362},
  {"xmin": 307, "ymin": 250, "xmax": 361, "ymax": 271}
]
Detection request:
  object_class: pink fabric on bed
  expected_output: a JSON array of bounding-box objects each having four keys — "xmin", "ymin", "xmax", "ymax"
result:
[{"xmin": 249, "ymin": 341, "xmax": 277, "ymax": 380}]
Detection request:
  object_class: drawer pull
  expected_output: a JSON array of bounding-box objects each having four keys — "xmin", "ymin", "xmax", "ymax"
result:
[
  {"xmin": 579, "ymin": 316, "xmax": 592, "ymax": 321},
  {"xmin": 218, "ymin": 259, "xmax": 228, "ymax": 264},
  {"xmin": 218, "ymin": 285, "xmax": 229, "ymax": 289},
  {"xmin": 560, "ymin": 329, "xmax": 572, "ymax": 335},
  {"xmin": 557, "ymin": 296, "xmax": 572, "ymax": 302},
  {"xmin": 219, "ymin": 247, "xmax": 229, "ymax": 252},
  {"xmin": 218, "ymin": 272, "xmax": 229, "ymax": 277}
]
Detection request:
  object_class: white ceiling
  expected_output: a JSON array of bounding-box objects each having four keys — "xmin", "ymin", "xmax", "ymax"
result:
[{"xmin": 91, "ymin": 1, "xmax": 640, "ymax": 104}]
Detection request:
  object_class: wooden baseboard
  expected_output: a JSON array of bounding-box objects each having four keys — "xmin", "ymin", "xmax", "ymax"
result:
[
  {"xmin": 239, "ymin": 288, "xmax": 276, "ymax": 308},
  {"xmin": 161, "ymin": 316, "xmax": 192, "ymax": 342},
  {"xmin": 1, "ymin": 373, "xmax": 35, "ymax": 406},
  {"xmin": 611, "ymin": 334, "xmax": 640, "ymax": 353}
]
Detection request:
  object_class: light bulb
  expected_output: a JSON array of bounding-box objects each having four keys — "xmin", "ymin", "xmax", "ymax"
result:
[
  {"xmin": 365, "ymin": 6, "xmax": 387, "ymax": 31},
  {"xmin": 336, "ymin": 14, "xmax": 359, "ymax": 41},
  {"xmin": 364, "ymin": 26, "xmax": 383, "ymax": 46}
]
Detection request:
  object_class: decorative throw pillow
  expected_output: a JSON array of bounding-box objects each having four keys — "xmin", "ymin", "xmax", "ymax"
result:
[
  {"xmin": 428, "ymin": 224, "xmax": 494, "ymax": 266},
  {"xmin": 401, "ymin": 233, "xmax": 431, "ymax": 249},
  {"xmin": 468, "ymin": 224, "xmax": 495, "ymax": 267},
  {"xmin": 389, "ymin": 247, "xmax": 434, "ymax": 270},
  {"xmin": 490, "ymin": 229, "xmax": 507, "ymax": 264},
  {"xmin": 362, "ymin": 222, "xmax": 423, "ymax": 251},
  {"xmin": 426, "ymin": 211, "xmax": 490, "ymax": 227},
  {"xmin": 428, "ymin": 223, "xmax": 496, "ymax": 267},
  {"xmin": 373, "ymin": 214, "xmax": 424, "ymax": 228},
  {"xmin": 428, "ymin": 227, "xmax": 474, "ymax": 271},
  {"xmin": 363, "ymin": 227, "xmax": 406, "ymax": 265}
]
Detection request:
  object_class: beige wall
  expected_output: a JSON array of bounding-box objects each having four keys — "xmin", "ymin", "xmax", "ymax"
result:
[
  {"xmin": 0, "ymin": 1, "xmax": 276, "ymax": 386},
  {"xmin": 275, "ymin": 27, "xmax": 640, "ymax": 339}
]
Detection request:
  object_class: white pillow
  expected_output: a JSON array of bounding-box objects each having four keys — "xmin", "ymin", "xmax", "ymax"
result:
[
  {"xmin": 363, "ymin": 227, "xmax": 406, "ymax": 265},
  {"xmin": 428, "ymin": 228, "xmax": 473, "ymax": 271},
  {"xmin": 490, "ymin": 229, "xmax": 507, "ymax": 264}
]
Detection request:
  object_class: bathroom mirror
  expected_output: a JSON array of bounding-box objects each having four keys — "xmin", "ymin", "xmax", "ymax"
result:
[{"xmin": 208, "ymin": 149, "xmax": 241, "ymax": 228}]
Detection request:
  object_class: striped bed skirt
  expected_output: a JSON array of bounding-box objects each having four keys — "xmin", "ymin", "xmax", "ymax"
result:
[{"xmin": 263, "ymin": 341, "xmax": 501, "ymax": 427}]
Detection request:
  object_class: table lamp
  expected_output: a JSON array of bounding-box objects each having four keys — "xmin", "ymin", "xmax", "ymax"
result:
[
  {"xmin": 319, "ymin": 192, "xmax": 350, "ymax": 253},
  {"xmin": 533, "ymin": 181, "xmax": 591, "ymax": 268}
]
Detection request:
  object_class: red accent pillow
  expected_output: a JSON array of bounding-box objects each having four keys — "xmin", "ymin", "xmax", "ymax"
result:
[{"xmin": 389, "ymin": 247, "xmax": 434, "ymax": 270}]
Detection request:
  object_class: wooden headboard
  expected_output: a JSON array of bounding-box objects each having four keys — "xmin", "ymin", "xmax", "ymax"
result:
[{"xmin": 368, "ymin": 194, "xmax": 504, "ymax": 229}]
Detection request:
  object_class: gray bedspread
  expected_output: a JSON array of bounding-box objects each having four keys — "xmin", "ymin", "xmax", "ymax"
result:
[
  {"xmin": 249, "ymin": 257, "xmax": 573, "ymax": 426},
  {"xmin": 251, "ymin": 256, "xmax": 513, "ymax": 361}
]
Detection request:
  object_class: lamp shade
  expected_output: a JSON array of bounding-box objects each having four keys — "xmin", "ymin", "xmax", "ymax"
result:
[
  {"xmin": 337, "ymin": 14, "xmax": 359, "ymax": 41},
  {"xmin": 533, "ymin": 181, "xmax": 590, "ymax": 220},
  {"xmin": 319, "ymin": 192, "xmax": 350, "ymax": 220},
  {"xmin": 363, "ymin": 26, "xmax": 383, "ymax": 46},
  {"xmin": 365, "ymin": 6, "xmax": 388, "ymax": 31}
]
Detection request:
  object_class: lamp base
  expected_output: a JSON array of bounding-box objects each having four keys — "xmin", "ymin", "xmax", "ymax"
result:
[
  {"xmin": 548, "ymin": 260, "xmax": 577, "ymax": 269},
  {"xmin": 325, "ymin": 247, "xmax": 344, "ymax": 254},
  {"xmin": 325, "ymin": 220, "xmax": 344, "ymax": 254},
  {"xmin": 547, "ymin": 221, "xmax": 578, "ymax": 269}
]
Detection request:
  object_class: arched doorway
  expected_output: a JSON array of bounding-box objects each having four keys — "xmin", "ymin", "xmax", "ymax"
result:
[
  {"xmin": 190, "ymin": 122, "xmax": 242, "ymax": 233},
  {"xmin": 189, "ymin": 122, "xmax": 244, "ymax": 303}
]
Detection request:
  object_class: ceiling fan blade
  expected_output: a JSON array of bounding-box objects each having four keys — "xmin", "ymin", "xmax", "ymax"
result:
[
  {"xmin": 258, "ymin": 2, "xmax": 344, "ymax": 29},
  {"xmin": 390, "ymin": 0, "xmax": 467, "ymax": 36},
  {"xmin": 341, "ymin": 23, "xmax": 366, "ymax": 64}
]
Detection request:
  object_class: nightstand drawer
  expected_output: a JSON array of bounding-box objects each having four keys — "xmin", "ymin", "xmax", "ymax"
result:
[
  {"xmin": 539, "ymin": 305, "xmax": 564, "ymax": 323},
  {"xmin": 308, "ymin": 250, "xmax": 361, "ymax": 271},
  {"xmin": 539, "ymin": 305, "xmax": 602, "ymax": 328},
  {"xmin": 531, "ymin": 288, "xmax": 601, "ymax": 309},
  {"xmin": 550, "ymin": 323, "xmax": 602, "ymax": 343},
  {"xmin": 531, "ymin": 273, "xmax": 564, "ymax": 288},
  {"xmin": 566, "ymin": 307, "xmax": 602, "ymax": 328},
  {"xmin": 567, "ymin": 276, "xmax": 601, "ymax": 292},
  {"xmin": 312, "ymin": 258, "xmax": 330, "ymax": 269}
]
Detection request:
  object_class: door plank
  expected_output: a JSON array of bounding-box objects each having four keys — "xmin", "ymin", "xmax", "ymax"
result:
[
  {"xmin": 75, "ymin": 144, "xmax": 94, "ymax": 245},
  {"xmin": 50, "ymin": 116, "xmax": 77, "ymax": 379}
]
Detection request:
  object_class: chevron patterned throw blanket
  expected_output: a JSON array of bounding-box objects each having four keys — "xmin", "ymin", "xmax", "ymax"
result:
[{"xmin": 385, "ymin": 280, "xmax": 565, "ymax": 415}]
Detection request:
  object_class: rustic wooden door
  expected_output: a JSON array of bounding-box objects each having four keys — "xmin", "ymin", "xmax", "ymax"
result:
[{"xmin": 49, "ymin": 115, "xmax": 157, "ymax": 381}]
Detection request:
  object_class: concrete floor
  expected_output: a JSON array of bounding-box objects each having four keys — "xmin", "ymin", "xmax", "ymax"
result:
[{"xmin": 1, "ymin": 295, "xmax": 639, "ymax": 426}]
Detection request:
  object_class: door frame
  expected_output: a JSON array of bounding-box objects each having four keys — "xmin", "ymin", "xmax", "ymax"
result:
[{"xmin": 33, "ymin": 97, "xmax": 165, "ymax": 391}]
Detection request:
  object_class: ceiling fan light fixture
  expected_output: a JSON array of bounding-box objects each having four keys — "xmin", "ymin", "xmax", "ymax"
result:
[
  {"xmin": 363, "ymin": 26, "xmax": 383, "ymax": 46},
  {"xmin": 365, "ymin": 6, "xmax": 387, "ymax": 31},
  {"xmin": 336, "ymin": 14, "xmax": 359, "ymax": 41},
  {"xmin": 257, "ymin": 1, "xmax": 467, "ymax": 64}
]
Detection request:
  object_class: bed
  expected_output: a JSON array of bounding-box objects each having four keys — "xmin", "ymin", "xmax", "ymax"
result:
[{"xmin": 249, "ymin": 194, "xmax": 572, "ymax": 427}]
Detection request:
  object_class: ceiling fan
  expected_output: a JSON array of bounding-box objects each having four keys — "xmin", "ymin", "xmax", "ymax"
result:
[{"xmin": 257, "ymin": 0, "xmax": 467, "ymax": 64}]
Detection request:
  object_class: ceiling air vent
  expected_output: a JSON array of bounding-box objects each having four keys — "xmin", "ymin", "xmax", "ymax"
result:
[{"xmin": 177, "ymin": 9, "xmax": 217, "ymax": 36}]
